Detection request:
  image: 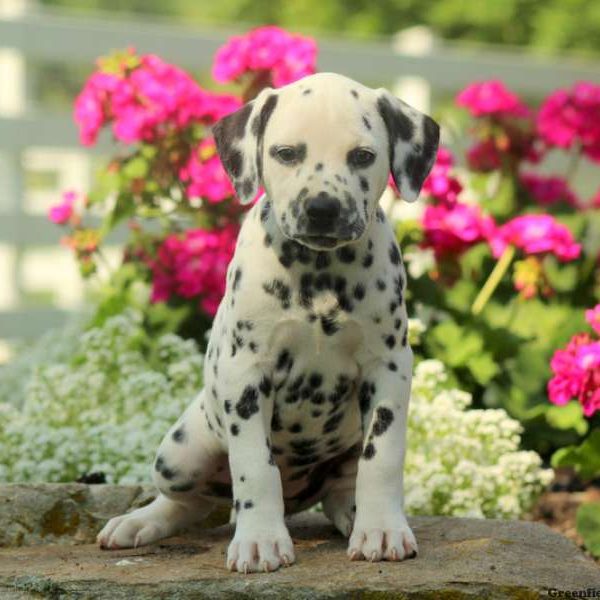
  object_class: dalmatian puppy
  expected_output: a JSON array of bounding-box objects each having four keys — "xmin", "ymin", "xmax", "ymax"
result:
[{"xmin": 97, "ymin": 72, "xmax": 439, "ymax": 573}]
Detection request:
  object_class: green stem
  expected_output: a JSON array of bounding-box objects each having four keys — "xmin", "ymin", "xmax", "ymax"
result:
[{"xmin": 472, "ymin": 245, "xmax": 516, "ymax": 316}]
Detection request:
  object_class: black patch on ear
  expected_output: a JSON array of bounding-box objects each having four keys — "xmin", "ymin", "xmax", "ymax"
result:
[
  {"xmin": 213, "ymin": 103, "xmax": 253, "ymax": 181},
  {"xmin": 377, "ymin": 96, "xmax": 415, "ymax": 145},
  {"xmin": 404, "ymin": 116, "xmax": 440, "ymax": 192}
]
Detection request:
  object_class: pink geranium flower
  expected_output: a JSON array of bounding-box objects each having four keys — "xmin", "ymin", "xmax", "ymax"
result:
[
  {"xmin": 422, "ymin": 147, "xmax": 463, "ymax": 205},
  {"xmin": 548, "ymin": 332, "xmax": 600, "ymax": 417},
  {"xmin": 466, "ymin": 140, "xmax": 502, "ymax": 172},
  {"xmin": 519, "ymin": 173, "xmax": 579, "ymax": 207},
  {"xmin": 48, "ymin": 191, "xmax": 77, "ymax": 225},
  {"xmin": 537, "ymin": 82, "xmax": 600, "ymax": 164},
  {"xmin": 179, "ymin": 139, "xmax": 234, "ymax": 203},
  {"xmin": 489, "ymin": 215, "xmax": 581, "ymax": 262},
  {"xmin": 74, "ymin": 52, "xmax": 242, "ymax": 146},
  {"xmin": 456, "ymin": 80, "xmax": 530, "ymax": 118},
  {"xmin": 212, "ymin": 26, "xmax": 317, "ymax": 88},
  {"xmin": 422, "ymin": 202, "xmax": 496, "ymax": 258},
  {"xmin": 150, "ymin": 224, "xmax": 239, "ymax": 316}
]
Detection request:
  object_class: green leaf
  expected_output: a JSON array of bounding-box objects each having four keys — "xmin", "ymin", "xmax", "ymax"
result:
[
  {"xmin": 466, "ymin": 353, "xmax": 499, "ymax": 385},
  {"xmin": 546, "ymin": 402, "xmax": 589, "ymax": 435},
  {"xmin": 543, "ymin": 256, "xmax": 578, "ymax": 292},
  {"xmin": 551, "ymin": 430, "xmax": 600, "ymax": 480},
  {"xmin": 122, "ymin": 157, "xmax": 149, "ymax": 180},
  {"xmin": 576, "ymin": 503, "xmax": 600, "ymax": 558}
]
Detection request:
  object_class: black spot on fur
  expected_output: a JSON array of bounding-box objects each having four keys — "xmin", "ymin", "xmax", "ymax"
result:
[
  {"xmin": 384, "ymin": 334, "xmax": 396, "ymax": 349},
  {"xmin": 315, "ymin": 162, "xmax": 323, "ymax": 171},
  {"xmin": 264, "ymin": 233, "xmax": 272, "ymax": 247},
  {"xmin": 362, "ymin": 115, "xmax": 371, "ymax": 130},
  {"xmin": 289, "ymin": 423, "xmax": 303, "ymax": 434},
  {"xmin": 363, "ymin": 254, "xmax": 374, "ymax": 268},
  {"xmin": 353, "ymin": 283, "xmax": 366, "ymax": 301},
  {"xmin": 376, "ymin": 279, "xmax": 387, "ymax": 291},
  {"xmin": 244, "ymin": 500, "xmax": 254, "ymax": 509},
  {"xmin": 263, "ymin": 278, "xmax": 291, "ymax": 309},
  {"xmin": 388, "ymin": 361, "xmax": 398, "ymax": 371},
  {"xmin": 236, "ymin": 385, "xmax": 259, "ymax": 419},
  {"xmin": 359, "ymin": 177, "xmax": 369, "ymax": 192},
  {"xmin": 232, "ymin": 268, "xmax": 242, "ymax": 291},
  {"xmin": 276, "ymin": 349, "xmax": 293, "ymax": 371},
  {"xmin": 321, "ymin": 315, "xmax": 339, "ymax": 336},
  {"xmin": 315, "ymin": 252, "xmax": 331, "ymax": 270},
  {"xmin": 230, "ymin": 423, "xmax": 239, "ymax": 436},
  {"xmin": 172, "ymin": 428, "xmax": 185, "ymax": 443},
  {"xmin": 372, "ymin": 406, "xmax": 394, "ymax": 436},
  {"xmin": 351, "ymin": 89, "xmax": 359, "ymax": 99},
  {"xmin": 323, "ymin": 411, "xmax": 344, "ymax": 433},
  {"xmin": 389, "ymin": 242, "xmax": 401, "ymax": 265},
  {"xmin": 309, "ymin": 373, "xmax": 323, "ymax": 388},
  {"xmin": 259, "ymin": 376, "xmax": 272, "ymax": 396},
  {"xmin": 260, "ymin": 200, "xmax": 271, "ymax": 223},
  {"xmin": 359, "ymin": 381, "xmax": 372, "ymax": 415},
  {"xmin": 363, "ymin": 442, "xmax": 376, "ymax": 460},
  {"xmin": 312, "ymin": 391, "xmax": 326, "ymax": 405},
  {"xmin": 302, "ymin": 88, "xmax": 312, "ymax": 96},
  {"xmin": 336, "ymin": 246, "xmax": 355, "ymax": 263}
]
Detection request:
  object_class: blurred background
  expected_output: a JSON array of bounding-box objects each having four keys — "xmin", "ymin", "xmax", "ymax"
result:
[{"xmin": 1, "ymin": 0, "xmax": 599, "ymax": 360}]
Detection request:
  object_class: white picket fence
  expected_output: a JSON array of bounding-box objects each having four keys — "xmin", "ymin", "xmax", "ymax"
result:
[{"xmin": 0, "ymin": 4, "xmax": 599, "ymax": 349}]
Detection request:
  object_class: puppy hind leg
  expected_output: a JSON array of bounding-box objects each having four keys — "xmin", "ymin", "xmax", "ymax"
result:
[{"xmin": 98, "ymin": 392, "xmax": 222, "ymax": 550}]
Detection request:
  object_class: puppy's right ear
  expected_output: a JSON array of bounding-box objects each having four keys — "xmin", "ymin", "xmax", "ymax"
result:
[{"xmin": 212, "ymin": 89, "xmax": 279, "ymax": 204}]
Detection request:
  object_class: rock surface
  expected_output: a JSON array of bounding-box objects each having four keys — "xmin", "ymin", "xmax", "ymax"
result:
[{"xmin": 0, "ymin": 484, "xmax": 599, "ymax": 599}]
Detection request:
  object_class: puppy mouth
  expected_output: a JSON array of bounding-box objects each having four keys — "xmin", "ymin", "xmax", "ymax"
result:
[{"xmin": 295, "ymin": 235, "xmax": 340, "ymax": 249}]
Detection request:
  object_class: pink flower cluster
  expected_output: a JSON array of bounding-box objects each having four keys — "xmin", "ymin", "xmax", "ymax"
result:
[
  {"xmin": 179, "ymin": 139, "xmax": 234, "ymax": 203},
  {"xmin": 48, "ymin": 191, "xmax": 78, "ymax": 225},
  {"xmin": 74, "ymin": 53, "xmax": 241, "ymax": 146},
  {"xmin": 537, "ymin": 82, "xmax": 600, "ymax": 163},
  {"xmin": 466, "ymin": 140, "xmax": 502, "ymax": 172},
  {"xmin": 549, "ymin": 314, "xmax": 600, "ymax": 418},
  {"xmin": 519, "ymin": 172, "xmax": 579, "ymax": 207},
  {"xmin": 422, "ymin": 202, "xmax": 495, "ymax": 259},
  {"xmin": 150, "ymin": 225, "xmax": 239, "ymax": 316},
  {"xmin": 489, "ymin": 214, "xmax": 581, "ymax": 262},
  {"xmin": 421, "ymin": 147, "xmax": 494, "ymax": 258},
  {"xmin": 212, "ymin": 26, "xmax": 317, "ymax": 87},
  {"xmin": 456, "ymin": 80, "xmax": 530, "ymax": 118},
  {"xmin": 421, "ymin": 147, "xmax": 463, "ymax": 205}
]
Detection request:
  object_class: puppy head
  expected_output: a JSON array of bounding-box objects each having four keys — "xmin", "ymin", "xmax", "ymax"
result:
[{"xmin": 213, "ymin": 73, "xmax": 439, "ymax": 250}]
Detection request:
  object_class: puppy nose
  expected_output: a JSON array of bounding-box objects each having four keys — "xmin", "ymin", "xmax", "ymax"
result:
[{"xmin": 306, "ymin": 193, "xmax": 341, "ymax": 221}]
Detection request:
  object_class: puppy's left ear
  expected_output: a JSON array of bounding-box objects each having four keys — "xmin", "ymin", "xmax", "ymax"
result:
[
  {"xmin": 212, "ymin": 88, "xmax": 279, "ymax": 204},
  {"xmin": 375, "ymin": 89, "xmax": 440, "ymax": 202}
]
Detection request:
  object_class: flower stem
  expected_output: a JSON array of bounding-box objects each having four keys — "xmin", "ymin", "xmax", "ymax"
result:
[{"xmin": 472, "ymin": 245, "xmax": 516, "ymax": 315}]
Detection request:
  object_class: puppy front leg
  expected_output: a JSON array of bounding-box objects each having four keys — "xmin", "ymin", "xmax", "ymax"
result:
[
  {"xmin": 223, "ymin": 370, "xmax": 294, "ymax": 573},
  {"xmin": 349, "ymin": 346, "xmax": 417, "ymax": 562}
]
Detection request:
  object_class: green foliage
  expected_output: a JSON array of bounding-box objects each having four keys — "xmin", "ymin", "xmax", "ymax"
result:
[
  {"xmin": 576, "ymin": 502, "xmax": 600, "ymax": 558},
  {"xmin": 41, "ymin": 0, "xmax": 600, "ymax": 55},
  {"xmin": 551, "ymin": 430, "xmax": 600, "ymax": 480}
]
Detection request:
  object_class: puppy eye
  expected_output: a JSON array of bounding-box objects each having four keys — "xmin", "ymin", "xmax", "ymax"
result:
[
  {"xmin": 348, "ymin": 147, "xmax": 376, "ymax": 168},
  {"xmin": 275, "ymin": 146, "xmax": 298, "ymax": 163}
]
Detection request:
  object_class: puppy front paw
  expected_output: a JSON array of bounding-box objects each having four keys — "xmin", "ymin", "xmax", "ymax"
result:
[
  {"xmin": 226, "ymin": 526, "xmax": 295, "ymax": 573},
  {"xmin": 347, "ymin": 514, "xmax": 417, "ymax": 562}
]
